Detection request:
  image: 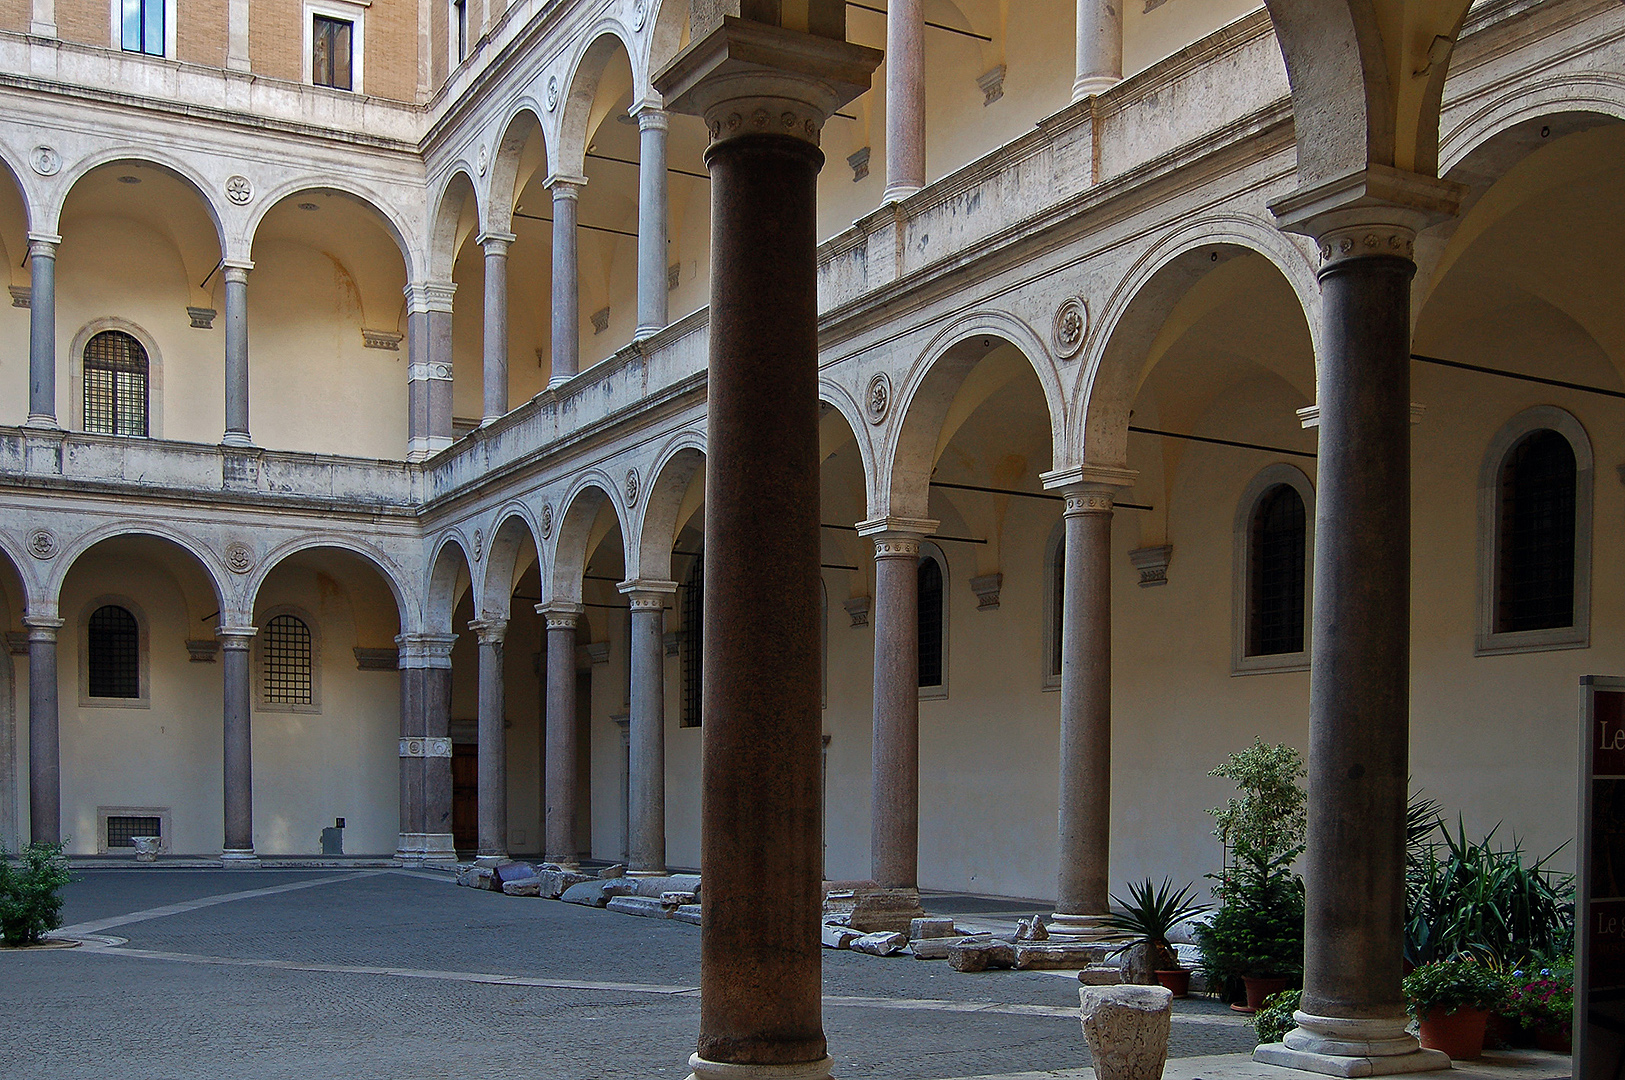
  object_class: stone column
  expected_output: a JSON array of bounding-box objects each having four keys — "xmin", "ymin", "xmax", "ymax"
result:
[
  {"xmin": 470, "ymin": 618, "xmax": 508, "ymax": 864},
  {"xmin": 1073, "ymin": 0, "xmax": 1123, "ymax": 100},
  {"xmin": 657, "ymin": 18, "xmax": 878, "ymax": 1079},
  {"xmin": 540, "ymin": 602, "xmax": 582, "ymax": 867},
  {"xmin": 30, "ymin": 0, "xmax": 55, "ymax": 38},
  {"xmin": 26, "ymin": 233, "xmax": 60, "ymax": 428},
  {"xmin": 226, "ymin": 0, "xmax": 250, "ymax": 70},
  {"xmin": 24, "ymin": 616, "xmax": 63, "ymax": 846},
  {"xmin": 635, "ymin": 105, "xmax": 672, "ymax": 340},
  {"xmin": 222, "ymin": 260, "xmax": 253, "ymax": 446},
  {"xmin": 1040, "ymin": 468, "xmax": 1132, "ymax": 937},
  {"xmin": 405, "ymin": 281, "xmax": 456, "ymax": 461},
  {"xmin": 884, "ymin": 0, "xmax": 925, "ymax": 202},
  {"xmin": 479, "ymin": 232, "xmax": 515, "ymax": 426},
  {"xmin": 621, "ymin": 581, "xmax": 676, "ymax": 875},
  {"xmin": 547, "ymin": 176, "xmax": 585, "ymax": 389},
  {"xmin": 1257, "ymin": 174, "xmax": 1460, "ymax": 1076},
  {"xmin": 396, "ymin": 633, "xmax": 457, "ymax": 862},
  {"xmin": 857, "ymin": 522, "xmax": 934, "ymax": 902},
  {"xmin": 219, "ymin": 625, "xmax": 259, "ymax": 865}
]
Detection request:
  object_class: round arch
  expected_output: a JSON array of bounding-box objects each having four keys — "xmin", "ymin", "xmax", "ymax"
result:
[
  {"xmin": 479, "ymin": 505, "xmax": 545, "ymax": 619},
  {"xmin": 0, "ymin": 532, "xmax": 34, "ymax": 621},
  {"xmin": 245, "ymin": 179, "xmax": 420, "ymax": 280},
  {"xmin": 643, "ymin": 0, "xmax": 689, "ymax": 96},
  {"xmin": 556, "ymin": 24, "xmax": 639, "ymax": 178},
  {"xmin": 1075, "ymin": 217, "xmax": 1320, "ymax": 469},
  {"xmin": 547, "ymin": 472, "xmax": 629, "ymax": 604},
  {"xmin": 46, "ymin": 149, "xmax": 228, "ymax": 249},
  {"xmin": 1439, "ymin": 76, "xmax": 1625, "ymax": 179},
  {"xmin": 0, "ymin": 143, "xmax": 36, "ymax": 238},
  {"xmin": 820, "ymin": 377, "xmax": 880, "ymax": 514},
  {"xmin": 485, "ymin": 103, "xmax": 550, "ymax": 235},
  {"xmin": 246, "ymin": 535, "xmax": 415, "ymax": 635},
  {"xmin": 50, "ymin": 522, "xmax": 231, "ymax": 615},
  {"xmin": 424, "ymin": 531, "xmax": 475, "ymax": 635},
  {"xmin": 429, "ymin": 165, "xmax": 482, "ymax": 282},
  {"xmin": 631, "ymin": 432, "xmax": 705, "ymax": 583}
]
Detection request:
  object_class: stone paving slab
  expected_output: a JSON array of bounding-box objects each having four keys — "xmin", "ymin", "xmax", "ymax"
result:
[{"xmin": 932, "ymin": 1049, "xmax": 1572, "ymax": 1080}]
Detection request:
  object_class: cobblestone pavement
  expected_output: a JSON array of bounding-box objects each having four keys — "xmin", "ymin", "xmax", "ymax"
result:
[{"xmin": 2, "ymin": 869, "xmax": 1258, "ymax": 1080}]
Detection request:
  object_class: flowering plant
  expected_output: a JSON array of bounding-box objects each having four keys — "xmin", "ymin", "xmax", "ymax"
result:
[
  {"xmin": 1402, "ymin": 958, "xmax": 1506, "ymax": 1020},
  {"xmin": 1503, "ymin": 963, "xmax": 1574, "ymax": 1036}
]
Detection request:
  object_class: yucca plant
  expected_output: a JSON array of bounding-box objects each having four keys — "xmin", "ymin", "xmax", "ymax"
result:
[{"xmin": 1104, "ymin": 877, "xmax": 1211, "ymax": 971}]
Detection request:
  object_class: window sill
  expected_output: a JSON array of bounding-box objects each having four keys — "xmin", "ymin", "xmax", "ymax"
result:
[
  {"xmin": 1231, "ymin": 652, "xmax": 1309, "ymax": 676},
  {"xmin": 80, "ymin": 695, "xmax": 150, "ymax": 709},
  {"xmin": 1475, "ymin": 627, "xmax": 1589, "ymax": 657}
]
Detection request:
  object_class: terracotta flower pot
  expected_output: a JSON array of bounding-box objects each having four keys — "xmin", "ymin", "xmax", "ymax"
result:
[
  {"xmin": 1534, "ymin": 1028, "xmax": 1571, "ymax": 1054},
  {"xmin": 1418, "ymin": 1007, "xmax": 1490, "ymax": 1060},
  {"xmin": 1155, "ymin": 969, "xmax": 1192, "ymax": 998},
  {"xmin": 1232, "ymin": 976, "xmax": 1290, "ymax": 1014}
]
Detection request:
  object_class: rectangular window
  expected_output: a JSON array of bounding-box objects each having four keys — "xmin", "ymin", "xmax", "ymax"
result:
[
  {"xmin": 106, "ymin": 815, "xmax": 161, "ymax": 848},
  {"xmin": 453, "ymin": 0, "xmax": 468, "ymax": 62},
  {"xmin": 121, "ymin": 0, "xmax": 164, "ymax": 56},
  {"xmin": 313, "ymin": 15, "xmax": 354, "ymax": 90}
]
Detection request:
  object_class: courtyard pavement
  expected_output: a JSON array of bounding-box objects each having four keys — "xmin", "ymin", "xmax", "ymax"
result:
[{"xmin": 2, "ymin": 867, "xmax": 1264, "ymax": 1079}]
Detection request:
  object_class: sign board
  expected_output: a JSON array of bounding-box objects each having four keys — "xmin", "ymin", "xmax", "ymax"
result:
[{"xmin": 1578, "ymin": 676, "xmax": 1625, "ymax": 1080}]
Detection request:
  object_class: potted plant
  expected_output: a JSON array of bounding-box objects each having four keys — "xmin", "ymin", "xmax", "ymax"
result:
[
  {"xmin": 1196, "ymin": 850, "xmax": 1305, "ymax": 1011},
  {"xmin": 1103, "ymin": 877, "xmax": 1210, "ymax": 997},
  {"xmin": 1503, "ymin": 961, "xmax": 1574, "ymax": 1053},
  {"xmin": 1404, "ymin": 958, "xmax": 1506, "ymax": 1059}
]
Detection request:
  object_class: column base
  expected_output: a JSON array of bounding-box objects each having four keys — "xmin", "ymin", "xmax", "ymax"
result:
[
  {"xmin": 634, "ymin": 324, "xmax": 663, "ymax": 341},
  {"xmin": 1046, "ymin": 912, "xmax": 1117, "ymax": 940},
  {"xmin": 221, "ymin": 432, "xmax": 254, "ymax": 448},
  {"xmin": 395, "ymin": 833, "xmax": 457, "ymax": 863},
  {"xmin": 220, "ymin": 849, "xmax": 261, "ymax": 868},
  {"xmin": 24, "ymin": 414, "xmax": 62, "ymax": 430},
  {"xmin": 473, "ymin": 853, "xmax": 507, "ymax": 867},
  {"xmin": 548, "ymin": 375, "xmax": 574, "ymax": 391},
  {"xmin": 1072, "ymin": 75, "xmax": 1121, "ymax": 100},
  {"xmin": 881, "ymin": 184, "xmax": 920, "ymax": 204},
  {"xmin": 1254, "ymin": 1045, "xmax": 1450, "ymax": 1077},
  {"xmin": 1254, "ymin": 1013, "xmax": 1451, "ymax": 1076},
  {"xmin": 687, "ymin": 1054, "xmax": 834, "ymax": 1080}
]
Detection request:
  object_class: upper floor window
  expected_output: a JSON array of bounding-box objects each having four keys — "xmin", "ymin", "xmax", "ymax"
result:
[
  {"xmin": 1479, "ymin": 407, "xmax": 1593, "ymax": 655},
  {"xmin": 263, "ymin": 614, "xmax": 315, "ymax": 706},
  {"xmin": 88, "ymin": 605, "xmax": 140, "ymax": 699},
  {"xmin": 681, "ymin": 554, "xmax": 703, "ymax": 728},
  {"xmin": 313, "ymin": 15, "xmax": 354, "ymax": 90},
  {"xmin": 84, "ymin": 330, "xmax": 149, "ymax": 437},
  {"xmin": 452, "ymin": 0, "xmax": 468, "ymax": 62},
  {"xmin": 917, "ymin": 549, "xmax": 945, "ymax": 690},
  {"xmin": 1233, "ymin": 464, "xmax": 1314, "ymax": 675},
  {"xmin": 120, "ymin": 0, "xmax": 165, "ymax": 56}
]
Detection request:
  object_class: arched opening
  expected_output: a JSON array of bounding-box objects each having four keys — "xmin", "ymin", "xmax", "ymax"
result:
[
  {"xmin": 0, "ymin": 156, "xmax": 30, "ymax": 428},
  {"xmin": 0, "ymin": 545, "xmax": 26, "ymax": 852},
  {"xmin": 484, "ymin": 111, "xmax": 555, "ymax": 405},
  {"xmin": 249, "ymin": 188, "xmax": 411, "ymax": 458},
  {"xmin": 476, "ymin": 513, "xmax": 546, "ymax": 857},
  {"xmin": 426, "ymin": 536, "xmax": 477, "ymax": 852}
]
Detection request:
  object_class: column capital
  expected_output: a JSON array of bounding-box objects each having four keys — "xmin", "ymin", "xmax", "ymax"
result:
[
  {"xmin": 855, "ymin": 515, "xmax": 937, "ymax": 539},
  {"xmin": 1268, "ymin": 165, "xmax": 1464, "ymax": 270},
  {"xmin": 477, "ymin": 230, "xmax": 517, "ymax": 253},
  {"xmin": 545, "ymin": 174, "xmax": 587, "ymax": 197},
  {"xmin": 1041, "ymin": 464, "xmax": 1137, "ymax": 494},
  {"xmin": 468, "ymin": 617, "xmax": 508, "ymax": 645},
  {"xmin": 26, "ymin": 232, "xmax": 61, "ymax": 257},
  {"xmin": 222, "ymin": 258, "xmax": 255, "ymax": 278},
  {"xmin": 618, "ymin": 578, "xmax": 677, "ymax": 599},
  {"xmin": 536, "ymin": 601, "xmax": 583, "ymax": 630},
  {"xmin": 395, "ymin": 632, "xmax": 458, "ymax": 668},
  {"xmin": 654, "ymin": 18, "xmax": 881, "ymax": 148},
  {"xmin": 404, "ymin": 280, "xmax": 457, "ymax": 313},
  {"xmin": 631, "ymin": 101, "xmax": 670, "ymax": 131},
  {"xmin": 22, "ymin": 616, "xmax": 65, "ymax": 642},
  {"xmin": 217, "ymin": 625, "xmax": 257, "ymax": 648}
]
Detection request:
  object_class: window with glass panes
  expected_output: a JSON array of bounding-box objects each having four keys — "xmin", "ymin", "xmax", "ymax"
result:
[
  {"xmin": 1247, "ymin": 484, "xmax": 1307, "ymax": 656},
  {"xmin": 88, "ymin": 605, "xmax": 140, "ymax": 698},
  {"xmin": 680, "ymin": 555, "xmax": 703, "ymax": 727},
  {"xmin": 1496, "ymin": 429, "xmax": 1577, "ymax": 633},
  {"xmin": 917, "ymin": 555, "xmax": 944, "ymax": 687},
  {"xmin": 313, "ymin": 16, "xmax": 354, "ymax": 90},
  {"xmin": 263, "ymin": 615, "xmax": 314, "ymax": 705},
  {"xmin": 83, "ymin": 330, "xmax": 149, "ymax": 437},
  {"xmin": 121, "ymin": 0, "xmax": 164, "ymax": 56}
]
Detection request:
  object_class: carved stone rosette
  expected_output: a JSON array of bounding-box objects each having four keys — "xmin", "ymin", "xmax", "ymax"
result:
[{"xmin": 1053, "ymin": 297, "xmax": 1089, "ymax": 360}]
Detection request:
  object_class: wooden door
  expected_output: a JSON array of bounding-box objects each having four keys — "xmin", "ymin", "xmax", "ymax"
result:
[{"xmin": 451, "ymin": 743, "xmax": 477, "ymax": 853}]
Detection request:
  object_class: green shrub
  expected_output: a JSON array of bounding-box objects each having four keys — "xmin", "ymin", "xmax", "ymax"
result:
[
  {"xmin": 1208, "ymin": 739, "xmax": 1307, "ymax": 867},
  {"xmin": 1197, "ymin": 850, "xmax": 1305, "ymax": 984},
  {"xmin": 1251, "ymin": 988, "xmax": 1302, "ymax": 1045},
  {"xmin": 1403, "ymin": 958, "xmax": 1507, "ymax": 1020},
  {"xmin": 1103, "ymin": 878, "xmax": 1210, "ymax": 971},
  {"xmin": 0, "ymin": 842, "xmax": 75, "ymax": 946}
]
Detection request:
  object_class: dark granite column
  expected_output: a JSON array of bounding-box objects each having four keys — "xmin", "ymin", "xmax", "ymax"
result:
[
  {"xmin": 396, "ymin": 633, "xmax": 457, "ymax": 862},
  {"xmin": 405, "ymin": 282, "xmax": 456, "ymax": 461},
  {"xmin": 25, "ymin": 616, "xmax": 63, "ymax": 846},
  {"xmin": 623, "ymin": 583, "xmax": 676, "ymax": 875},
  {"xmin": 634, "ymin": 105, "xmax": 671, "ymax": 340},
  {"xmin": 219, "ymin": 626, "xmax": 258, "ymax": 866},
  {"xmin": 540, "ymin": 603, "xmax": 581, "ymax": 867},
  {"xmin": 883, "ymin": 0, "xmax": 924, "ymax": 202},
  {"xmin": 26, "ymin": 233, "xmax": 59, "ymax": 428},
  {"xmin": 222, "ymin": 260, "xmax": 253, "ymax": 446},
  {"xmin": 471, "ymin": 618, "xmax": 508, "ymax": 864},
  {"xmin": 656, "ymin": 16, "xmax": 878, "ymax": 1080}
]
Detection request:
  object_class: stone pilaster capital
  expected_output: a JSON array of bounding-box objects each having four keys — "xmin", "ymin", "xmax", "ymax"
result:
[
  {"xmin": 545, "ymin": 174, "xmax": 587, "ymax": 198},
  {"xmin": 394, "ymin": 632, "xmax": 458, "ymax": 668},
  {"xmin": 535, "ymin": 601, "xmax": 583, "ymax": 630},
  {"xmin": 631, "ymin": 101, "xmax": 670, "ymax": 131},
  {"xmin": 617, "ymin": 579, "xmax": 678, "ymax": 609},
  {"xmin": 467, "ymin": 617, "xmax": 508, "ymax": 645},
  {"xmin": 855, "ymin": 516, "xmax": 937, "ymax": 539},
  {"xmin": 477, "ymin": 231, "xmax": 516, "ymax": 255},
  {"xmin": 654, "ymin": 18, "xmax": 881, "ymax": 148},
  {"xmin": 222, "ymin": 259, "xmax": 255, "ymax": 282},
  {"xmin": 217, "ymin": 625, "xmax": 258, "ymax": 648},
  {"xmin": 1043, "ymin": 465, "xmax": 1136, "ymax": 515},
  {"xmin": 1268, "ymin": 165, "xmax": 1464, "ymax": 270},
  {"xmin": 22, "ymin": 615, "xmax": 65, "ymax": 642},
  {"xmin": 26, "ymin": 232, "xmax": 62, "ymax": 258},
  {"xmin": 404, "ymin": 280, "xmax": 457, "ymax": 314}
]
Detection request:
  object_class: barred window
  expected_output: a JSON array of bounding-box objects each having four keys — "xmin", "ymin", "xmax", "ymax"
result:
[
  {"xmin": 263, "ymin": 615, "xmax": 314, "ymax": 705},
  {"xmin": 1496, "ymin": 429, "xmax": 1576, "ymax": 634},
  {"xmin": 83, "ymin": 330, "xmax": 149, "ymax": 437},
  {"xmin": 917, "ymin": 555, "xmax": 944, "ymax": 688},
  {"xmin": 1248, "ymin": 484, "xmax": 1307, "ymax": 657},
  {"xmin": 680, "ymin": 555, "xmax": 703, "ymax": 728},
  {"xmin": 106, "ymin": 815, "xmax": 161, "ymax": 848},
  {"xmin": 313, "ymin": 16, "xmax": 354, "ymax": 90},
  {"xmin": 1051, "ymin": 535, "xmax": 1065, "ymax": 679},
  {"xmin": 88, "ymin": 605, "xmax": 141, "ymax": 698}
]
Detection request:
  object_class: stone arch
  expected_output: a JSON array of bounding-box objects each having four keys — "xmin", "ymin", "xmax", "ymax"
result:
[
  {"xmin": 556, "ymin": 25, "xmax": 639, "ymax": 179},
  {"xmin": 46, "ymin": 149, "xmax": 227, "ymax": 249},
  {"xmin": 820, "ymin": 377, "xmax": 880, "ymax": 513},
  {"xmin": 1439, "ymin": 79, "xmax": 1625, "ymax": 179},
  {"xmin": 632, "ymin": 432, "xmax": 705, "ymax": 583},
  {"xmin": 246, "ymin": 179, "xmax": 420, "ymax": 280},
  {"xmin": 50, "ymin": 522, "xmax": 231, "ymax": 616},
  {"xmin": 478, "ymin": 506, "xmax": 544, "ymax": 619},
  {"xmin": 1075, "ymin": 219, "xmax": 1320, "ymax": 469},
  {"xmin": 245, "ymin": 534, "xmax": 415, "ymax": 636},
  {"xmin": 881, "ymin": 310, "xmax": 1066, "ymax": 522},
  {"xmin": 485, "ymin": 104, "xmax": 550, "ymax": 235},
  {"xmin": 547, "ymin": 472, "xmax": 629, "ymax": 604},
  {"xmin": 429, "ymin": 165, "xmax": 482, "ymax": 282},
  {"xmin": 644, "ymin": 0, "xmax": 689, "ymax": 93},
  {"xmin": 0, "ymin": 535, "xmax": 32, "ymax": 626},
  {"xmin": 425, "ymin": 532, "xmax": 476, "ymax": 636}
]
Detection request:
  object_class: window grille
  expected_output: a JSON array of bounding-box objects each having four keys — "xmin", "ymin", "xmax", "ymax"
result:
[
  {"xmin": 88, "ymin": 605, "xmax": 140, "ymax": 698},
  {"xmin": 313, "ymin": 16, "xmax": 354, "ymax": 90},
  {"xmin": 106, "ymin": 815, "xmax": 161, "ymax": 848},
  {"xmin": 1248, "ymin": 484, "xmax": 1306, "ymax": 656},
  {"xmin": 83, "ymin": 330, "xmax": 149, "ymax": 437},
  {"xmin": 1497, "ymin": 429, "xmax": 1576, "ymax": 633},
  {"xmin": 121, "ymin": 0, "xmax": 164, "ymax": 55},
  {"xmin": 917, "ymin": 556, "xmax": 944, "ymax": 687},
  {"xmin": 681, "ymin": 555, "xmax": 703, "ymax": 727},
  {"xmin": 263, "ymin": 615, "xmax": 314, "ymax": 705},
  {"xmin": 1052, "ymin": 536, "xmax": 1065, "ymax": 678}
]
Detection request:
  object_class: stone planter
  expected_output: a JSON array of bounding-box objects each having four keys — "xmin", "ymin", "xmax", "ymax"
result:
[
  {"xmin": 1418, "ymin": 1006, "xmax": 1490, "ymax": 1060},
  {"xmin": 1078, "ymin": 984, "xmax": 1174, "ymax": 1080},
  {"xmin": 132, "ymin": 836, "xmax": 161, "ymax": 863},
  {"xmin": 1154, "ymin": 970, "xmax": 1191, "ymax": 998}
]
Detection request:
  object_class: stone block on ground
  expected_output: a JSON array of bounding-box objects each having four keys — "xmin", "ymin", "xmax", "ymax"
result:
[
  {"xmin": 633, "ymin": 874, "xmax": 701, "ymax": 898},
  {"xmin": 672, "ymin": 905, "xmax": 701, "ymax": 926},
  {"xmin": 1077, "ymin": 984, "xmax": 1173, "ymax": 1080},
  {"xmin": 1118, "ymin": 941, "xmax": 1157, "ymax": 985},
  {"xmin": 822, "ymin": 924, "xmax": 862, "ymax": 949},
  {"xmin": 948, "ymin": 937, "xmax": 1016, "ymax": 972},
  {"xmin": 599, "ymin": 863, "xmax": 625, "ymax": 879},
  {"xmin": 561, "ymin": 880, "xmax": 616, "ymax": 906},
  {"xmin": 1015, "ymin": 916, "xmax": 1049, "ymax": 941},
  {"xmin": 495, "ymin": 861, "xmax": 537, "ymax": 883},
  {"xmin": 1015, "ymin": 942, "xmax": 1117, "ymax": 970},
  {"xmin": 822, "ymin": 880, "xmax": 877, "ymax": 918},
  {"xmin": 910, "ymin": 917, "xmax": 957, "ymax": 940},
  {"xmin": 850, "ymin": 931, "xmax": 908, "ymax": 956},
  {"xmin": 607, "ymin": 895, "xmax": 670, "ymax": 919},
  {"xmin": 660, "ymin": 890, "xmax": 697, "ymax": 907},
  {"xmin": 529, "ymin": 868, "xmax": 595, "ymax": 899},
  {"xmin": 1079, "ymin": 965, "xmax": 1126, "ymax": 985},
  {"xmin": 849, "ymin": 888, "xmax": 925, "ymax": 934},
  {"xmin": 910, "ymin": 937, "xmax": 955, "ymax": 959},
  {"xmin": 456, "ymin": 866, "xmax": 496, "ymax": 890},
  {"xmin": 501, "ymin": 876, "xmax": 546, "ymax": 896}
]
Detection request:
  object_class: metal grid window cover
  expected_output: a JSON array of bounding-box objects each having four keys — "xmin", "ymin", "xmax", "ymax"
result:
[
  {"xmin": 1248, "ymin": 484, "xmax": 1306, "ymax": 657},
  {"xmin": 88, "ymin": 605, "xmax": 141, "ymax": 698},
  {"xmin": 106, "ymin": 815, "xmax": 162, "ymax": 848},
  {"xmin": 917, "ymin": 556, "xmax": 944, "ymax": 687},
  {"xmin": 681, "ymin": 556, "xmax": 703, "ymax": 728},
  {"xmin": 263, "ymin": 615, "xmax": 314, "ymax": 705},
  {"xmin": 313, "ymin": 16, "xmax": 354, "ymax": 90},
  {"xmin": 83, "ymin": 330, "xmax": 149, "ymax": 437},
  {"xmin": 1497, "ymin": 429, "xmax": 1577, "ymax": 634}
]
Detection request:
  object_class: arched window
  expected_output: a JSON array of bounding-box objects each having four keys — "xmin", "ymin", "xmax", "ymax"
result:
[
  {"xmin": 87, "ymin": 605, "xmax": 140, "ymax": 698},
  {"xmin": 83, "ymin": 330, "xmax": 149, "ymax": 437},
  {"xmin": 1248, "ymin": 484, "xmax": 1307, "ymax": 657},
  {"xmin": 681, "ymin": 553, "xmax": 703, "ymax": 727},
  {"xmin": 262, "ymin": 614, "xmax": 314, "ymax": 705},
  {"xmin": 1479, "ymin": 408, "xmax": 1592, "ymax": 654},
  {"xmin": 917, "ymin": 551, "xmax": 944, "ymax": 689}
]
